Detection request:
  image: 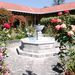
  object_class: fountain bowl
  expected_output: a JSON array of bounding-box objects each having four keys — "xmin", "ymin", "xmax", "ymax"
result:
[{"xmin": 34, "ymin": 25, "xmax": 44, "ymax": 31}]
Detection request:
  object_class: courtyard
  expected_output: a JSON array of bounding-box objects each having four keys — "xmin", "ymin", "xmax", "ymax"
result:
[{"xmin": 0, "ymin": 1, "xmax": 75, "ymax": 75}]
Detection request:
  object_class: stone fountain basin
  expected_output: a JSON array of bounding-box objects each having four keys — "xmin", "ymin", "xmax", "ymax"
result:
[
  {"xmin": 19, "ymin": 37, "xmax": 55, "ymax": 52},
  {"xmin": 21, "ymin": 37, "xmax": 55, "ymax": 44},
  {"xmin": 17, "ymin": 37, "xmax": 58, "ymax": 58}
]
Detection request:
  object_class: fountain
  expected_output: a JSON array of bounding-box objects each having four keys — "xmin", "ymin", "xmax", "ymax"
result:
[{"xmin": 17, "ymin": 24, "xmax": 56, "ymax": 58}]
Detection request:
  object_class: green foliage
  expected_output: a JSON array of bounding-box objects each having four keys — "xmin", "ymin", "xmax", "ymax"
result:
[
  {"xmin": 40, "ymin": 17, "xmax": 57, "ymax": 36},
  {"xmin": 66, "ymin": 48, "xmax": 75, "ymax": 72},
  {"xmin": 0, "ymin": 8, "xmax": 12, "ymax": 25},
  {"xmin": 25, "ymin": 25, "xmax": 35, "ymax": 37},
  {"xmin": 43, "ymin": 10, "xmax": 75, "ymax": 73},
  {"xmin": 0, "ymin": 28, "xmax": 11, "ymax": 46},
  {"xmin": 15, "ymin": 28, "xmax": 27, "ymax": 39},
  {"xmin": 40, "ymin": 17, "xmax": 51, "ymax": 25},
  {"xmin": 0, "ymin": 9, "xmax": 13, "ymax": 75}
]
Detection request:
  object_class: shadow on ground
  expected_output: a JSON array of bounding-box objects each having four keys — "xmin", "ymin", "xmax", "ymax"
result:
[
  {"xmin": 22, "ymin": 70, "xmax": 37, "ymax": 75},
  {"xmin": 52, "ymin": 62, "xmax": 64, "ymax": 75}
]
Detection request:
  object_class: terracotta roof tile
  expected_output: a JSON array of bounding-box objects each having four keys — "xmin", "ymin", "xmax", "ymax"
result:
[
  {"xmin": 0, "ymin": 2, "xmax": 75, "ymax": 14},
  {"xmin": 0, "ymin": 2, "xmax": 41, "ymax": 14},
  {"xmin": 41, "ymin": 2, "xmax": 75, "ymax": 13}
]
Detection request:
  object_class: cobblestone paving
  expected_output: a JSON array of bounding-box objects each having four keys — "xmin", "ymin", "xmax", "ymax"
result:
[{"xmin": 5, "ymin": 42, "xmax": 64, "ymax": 75}]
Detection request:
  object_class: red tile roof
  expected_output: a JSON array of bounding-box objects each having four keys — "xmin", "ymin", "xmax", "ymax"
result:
[
  {"xmin": 0, "ymin": 2, "xmax": 41, "ymax": 14},
  {"xmin": 41, "ymin": 2, "xmax": 75, "ymax": 14},
  {"xmin": 0, "ymin": 2, "xmax": 75, "ymax": 14}
]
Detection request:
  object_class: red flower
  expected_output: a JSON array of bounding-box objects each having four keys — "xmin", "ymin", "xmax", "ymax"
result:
[
  {"xmin": 58, "ymin": 12, "xmax": 62, "ymax": 16},
  {"xmin": 51, "ymin": 18, "xmax": 58, "ymax": 23},
  {"xmin": 51, "ymin": 18, "xmax": 62, "ymax": 23},
  {"xmin": 3, "ymin": 23, "xmax": 11, "ymax": 29},
  {"xmin": 64, "ymin": 10, "xmax": 69, "ymax": 13}
]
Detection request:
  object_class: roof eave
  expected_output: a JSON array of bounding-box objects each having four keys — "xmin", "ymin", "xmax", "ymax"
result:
[{"xmin": 6, "ymin": 8, "xmax": 75, "ymax": 15}]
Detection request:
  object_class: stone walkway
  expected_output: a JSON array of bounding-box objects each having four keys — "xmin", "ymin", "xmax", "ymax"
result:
[{"xmin": 5, "ymin": 41, "xmax": 64, "ymax": 75}]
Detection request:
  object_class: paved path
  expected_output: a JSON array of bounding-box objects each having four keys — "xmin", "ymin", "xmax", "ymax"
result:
[{"xmin": 5, "ymin": 41, "xmax": 64, "ymax": 75}]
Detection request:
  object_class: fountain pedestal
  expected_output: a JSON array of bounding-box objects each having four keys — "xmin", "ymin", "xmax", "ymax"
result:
[{"xmin": 17, "ymin": 25, "xmax": 57, "ymax": 58}]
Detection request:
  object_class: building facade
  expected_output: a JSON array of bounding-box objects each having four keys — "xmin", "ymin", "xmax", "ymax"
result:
[{"xmin": 0, "ymin": 2, "xmax": 75, "ymax": 26}]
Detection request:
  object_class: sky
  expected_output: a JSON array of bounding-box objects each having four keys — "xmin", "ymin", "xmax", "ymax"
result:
[{"xmin": 0, "ymin": 0, "xmax": 75, "ymax": 8}]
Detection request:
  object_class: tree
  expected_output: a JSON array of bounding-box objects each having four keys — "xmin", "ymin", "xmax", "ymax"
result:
[{"xmin": 53, "ymin": 0, "xmax": 65, "ymax": 5}]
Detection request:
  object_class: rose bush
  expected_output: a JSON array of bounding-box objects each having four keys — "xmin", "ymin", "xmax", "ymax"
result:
[
  {"xmin": 50, "ymin": 10, "xmax": 75, "ymax": 45},
  {"xmin": 0, "ymin": 8, "xmax": 11, "ymax": 75},
  {"xmin": 0, "ymin": 29, "xmax": 10, "ymax": 75},
  {"xmin": 49, "ymin": 10, "xmax": 75, "ymax": 74}
]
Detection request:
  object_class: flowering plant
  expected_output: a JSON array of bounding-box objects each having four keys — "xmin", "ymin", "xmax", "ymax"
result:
[
  {"xmin": 0, "ymin": 8, "xmax": 11, "ymax": 75},
  {"xmin": 0, "ymin": 31, "xmax": 10, "ymax": 74},
  {"xmin": 49, "ymin": 10, "xmax": 75, "ymax": 74},
  {"xmin": 0, "ymin": 48, "xmax": 10, "ymax": 75},
  {"xmin": 50, "ymin": 10, "xmax": 75, "ymax": 45}
]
